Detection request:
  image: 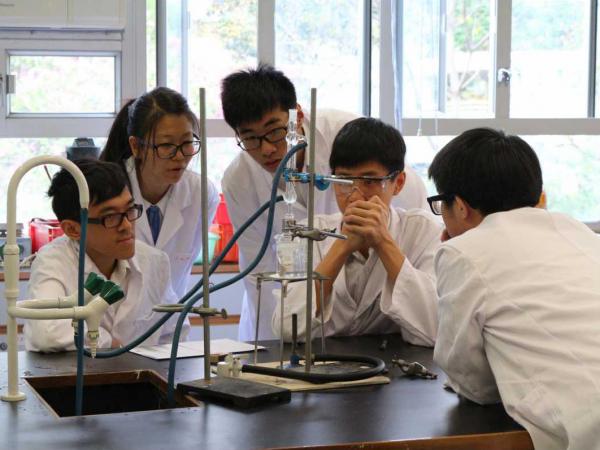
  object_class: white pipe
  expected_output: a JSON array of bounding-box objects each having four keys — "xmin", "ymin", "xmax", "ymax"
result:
[
  {"xmin": 9, "ymin": 305, "xmax": 88, "ymax": 320},
  {"xmin": 17, "ymin": 291, "xmax": 94, "ymax": 309},
  {"xmin": 3, "ymin": 156, "xmax": 89, "ymax": 402}
]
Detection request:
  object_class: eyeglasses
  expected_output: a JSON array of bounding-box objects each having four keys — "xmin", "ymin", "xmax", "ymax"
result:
[
  {"xmin": 427, "ymin": 193, "xmax": 455, "ymax": 215},
  {"xmin": 236, "ymin": 126, "xmax": 288, "ymax": 151},
  {"xmin": 333, "ymin": 171, "xmax": 400, "ymax": 197},
  {"xmin": 87, "ymin": 204, "xmax": 143, "ymax": 229},
  {"xmin": 151, "ymin": 139, "xmax": 201, "ymax": 159}
]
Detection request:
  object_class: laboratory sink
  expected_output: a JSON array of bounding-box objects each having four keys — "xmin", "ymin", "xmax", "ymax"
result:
[{"xmin": 24, "ymin": 370, "xmax": 201, "ymax": 417}]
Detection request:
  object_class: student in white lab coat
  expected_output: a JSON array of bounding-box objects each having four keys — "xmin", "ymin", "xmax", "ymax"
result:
[
  {"xmin": 272, "ymin": 118, "xmax": 441, "ymax": 346},
  {"xmin": 101, "ymin": 87, "xmax": 219, "ymax": 299},
  {"xmin": 25, "ymin": 160, "xmax": 187, "ymax": 352},
  {"xmin": 220, "ymin": 64, "xmax": 430, "ymax": 340},
  {"xmin": 428, "ymin": 128, "xmax": 600, "ymax": 450}
]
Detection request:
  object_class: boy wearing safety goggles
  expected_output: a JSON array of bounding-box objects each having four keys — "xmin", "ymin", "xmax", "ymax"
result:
[{"xmin": 272, "ymin": 118, "xmax": 442, "ymax": 346}]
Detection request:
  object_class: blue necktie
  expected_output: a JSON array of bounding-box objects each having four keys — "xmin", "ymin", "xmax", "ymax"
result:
[{"xmin": 147, "ymin": 205, "xmax": 161, "ymax": 245}]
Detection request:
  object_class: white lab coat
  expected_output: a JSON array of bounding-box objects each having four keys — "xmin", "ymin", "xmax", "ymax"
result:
[
  {"xmin": 433, "ymin": 208, "xmax": 600, "ymax": 450},
  {"xmin": 222, "ymin": 109, "xmax": 430, "ymax": 340},
  {"xmin": 24, "ymin": 236, "xmax": 188, "ymax": 352},
  {"xmin": 126, "ymin": 157, "xmax": 219, "ymax": 300},
  {"xmin": 272, "ymin": 208, "xmax": 441, "ymax": 346}
]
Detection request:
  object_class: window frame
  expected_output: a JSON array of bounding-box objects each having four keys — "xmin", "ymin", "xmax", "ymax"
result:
[
  {"xmin": 0, "ymin": 0, "xmax": 146, "ymax": 138},
  {"xmin": 389, "ymin": 0, "xmax": 600, "ymax": 136},
  {"xmin": 6, "ymin": 49, "xmax": 121, "ymax": 118}
]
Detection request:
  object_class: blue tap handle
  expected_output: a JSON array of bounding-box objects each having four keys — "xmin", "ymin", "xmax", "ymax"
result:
[{"xmin": 283, "ymin": 169, "xmax": 331, "ymax": 191}]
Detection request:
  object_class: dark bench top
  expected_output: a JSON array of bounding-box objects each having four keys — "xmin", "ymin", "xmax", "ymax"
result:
[{"xmin": 0, "ymin": 334, "xmax": 531, "ymax": 450}]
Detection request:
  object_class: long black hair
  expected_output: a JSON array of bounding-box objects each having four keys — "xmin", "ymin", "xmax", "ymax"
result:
[{"xmin": 100, "ymin": 87, "xmax": 198, "ymax": 172}]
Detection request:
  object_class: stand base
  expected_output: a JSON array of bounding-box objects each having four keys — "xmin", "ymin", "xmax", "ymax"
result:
[
  {"xmin": 1, "ymin": 391, "xmax": 26, "ymax": 402},
  {"xmin": 177, "ymin": 377, "xmax": 291, "ymax": 409}
]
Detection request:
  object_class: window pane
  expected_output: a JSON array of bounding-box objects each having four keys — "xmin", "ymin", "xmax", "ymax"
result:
[
  {"xmin": 403, "ymin": 0, "xmax": 493, "ymax": 118},
  {"xmin": 525, "ymin": 135, "xmax": 600, "ymax": 221},
  {"xmin": 444, "ymin": 0, "xmax": 493, "ymax": 117},
  {"xmin": 276, "ymin": 1, "xmax": 363, "ymax": 114},
  {"xmin": 8, "ymin": 55, "xmax": 117, "ymax": 114},
  {"xmin": 404, "ymin": 136, "xmax": 451, "ymax": 195},
  {"xmin": 402, "ymin": 1, "xmax": 441, "ymax": 117},
  {"xmin": 147, "ymin": 0, "xmax": 157, "ymax": 90},
  {"xmin": 188, "ymin": 138, "xmax": 239, "ymax": 191},
  {"xmin": 167, "ymin": 0, "xmax": 183, "ymax": 92},
  {"xmin": 371, "ymin": 0, "xmax": 381, "ymax": 117},
  {"xmin": 0, "ymin": 138, "xmax": 106, "ymax": 226},
  {"xmin": 186, "ymin": 1, "xmax": 257, "ymax": 118},
  {"xmin": 402, "ymin": 0, "xmax": 493, "ymax": 117},
  {"xmin": 511, "ymin": 0, "xmax": 589, "ymax": 118}
]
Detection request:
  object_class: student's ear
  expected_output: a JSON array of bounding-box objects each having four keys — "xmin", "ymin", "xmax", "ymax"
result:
[
  {"xmin": 60, "ymin": 220, "xmax": 81, "ymax": 240},
  {"xmin": 454, "ymin": 196, "xmax": 471, "ymax": 220},
  {"xmin": 392, "ymin": 171, "xmax": 406, "ymax": 195},
  {"xmin": 296, "ymin": 104, "xmax": 304, "ymax": 133},
  {"xmin": 454, "ymin": 196, "xmax": 484, "ymax": 227},
  {"xmin": 128, "ymin": 136, "xmax": 142, "ymax": 159}
]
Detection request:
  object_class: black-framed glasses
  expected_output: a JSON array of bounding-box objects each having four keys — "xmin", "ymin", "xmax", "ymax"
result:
[
  {"xmin": 333, "ymin": 171, "xmax": 400, "ymax": 197},
  {"xmin": 427, "ymin": 193, "xmax": 455, "ymax": 215},
  {"xmin": 87, "ymin": 204, "xmax": 143, "ymax": 229},
  {"xmin": 236, "ymin": 126, "xmax": 288, "ymax": 151},
  {"xmin": 152, "ymin": 138, "xmax": 201, "ymax": 159}
]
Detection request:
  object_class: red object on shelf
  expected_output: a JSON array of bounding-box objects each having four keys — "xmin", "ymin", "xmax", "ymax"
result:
[
  {"xmin": 212, "ymin": 194, "xmax": 238, "ymax": 263},
  {"xmin": 29, "ymin": 218, "xmax": 64, "ymax": 253}
]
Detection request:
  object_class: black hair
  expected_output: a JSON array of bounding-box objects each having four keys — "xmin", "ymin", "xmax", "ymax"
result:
[
  {"xmin": 428, "ymin": 127, "xmax": 543, "ymax": 216},
  {"xmin": 48, "ymin": 159, "xmax": 129, "ymax": 221},
  {"xmin": 100, "ymin": 87, "xmax": 198, "ymax": 172},
  {"xmin": 221, "ymin": 63, "xmax": 297, "ymax": 130},
  {"xmin": 329, "ymin": 117, "xmax": 406, "ymax": 173}
]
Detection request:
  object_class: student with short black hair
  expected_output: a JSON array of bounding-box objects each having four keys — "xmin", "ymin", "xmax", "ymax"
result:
[
  {"xmin": 429, "ymin": 127, "xmax": 600, "ymax": 450},
  {"xmin": 272, "ymin": 118, "xmax": 442, "ymax": 345},
  {"xmin": 25, "ymin": 159, "xmax": 187, "ymax": 353},
  {"xmin": 101, "ymin": 87, "xmax": 219, "ymax": 300},
  {"xmin": 221, "ymin": 64, "xmax": 430, "ymax": 340}
]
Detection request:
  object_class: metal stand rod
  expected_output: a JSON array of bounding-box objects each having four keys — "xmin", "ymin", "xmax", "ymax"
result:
[
  {"xmin": 319, "ymin": 281, "xmax": 326, "ymax": 354},
  {"xmin": 254, "ymin": 278, "xmax": 262, "ymax": 364},
  {"xmin": 279, "ymin": 281, "xmax": 287, "ymax": 369},
  {"xmin": 304, "ymin": 88, "xmax": 317, "ymax": 373},
  {"xmin": 199, "ymin": 88, "xmax": 211, "ymax": 381}
]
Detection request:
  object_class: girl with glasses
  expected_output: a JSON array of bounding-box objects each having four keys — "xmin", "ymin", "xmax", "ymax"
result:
[{"xmin": 101, "ymin": 87, "xmax": 219, "ymax": 300}]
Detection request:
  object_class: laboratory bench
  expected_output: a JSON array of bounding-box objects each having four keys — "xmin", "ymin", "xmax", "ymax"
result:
[{"xmin": 0, "ymin": 334, "xmax": 533, "ymax": 450}]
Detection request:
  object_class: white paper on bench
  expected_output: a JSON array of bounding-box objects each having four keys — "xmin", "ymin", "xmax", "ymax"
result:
[{"xmin": 130, "ymin": 338, "xmax": 265, "ymax": 360}]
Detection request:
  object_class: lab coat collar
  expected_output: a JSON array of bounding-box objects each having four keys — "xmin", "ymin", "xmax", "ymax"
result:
[{"xmin": 125, "ymin": 157, "xmax": 189, "ymax": 249}]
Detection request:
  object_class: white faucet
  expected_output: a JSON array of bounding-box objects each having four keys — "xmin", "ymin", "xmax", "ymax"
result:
[{"xmin": 2, "ymin": 156, "xmax": 90, "ymax": 402}]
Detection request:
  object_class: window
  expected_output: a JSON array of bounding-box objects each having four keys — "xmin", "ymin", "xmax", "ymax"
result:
[
  {"xmin": 275, "ymin": 0, "xmax": 365, "ymax": 114},
  {"xmin": 0, "ymin": 138, "xmax": 107, "ymax": 225},
  {"xmin": 8, "ymin": 52, "xmax": 119, "ymax": 116},
  {"xmin": 0, "ymin": 1, "xmax": 142, "ymax": 229},
  {"xmin": 161, "ymin": 0, "xmax": 380, "ymax": 189},
  {"xmin": 397, "ymin": 0, "xmax": 600, "ymax": 222},
  {"xmin": 511, "ymin": 0, "xmax": 590, "ymax": 118}
]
